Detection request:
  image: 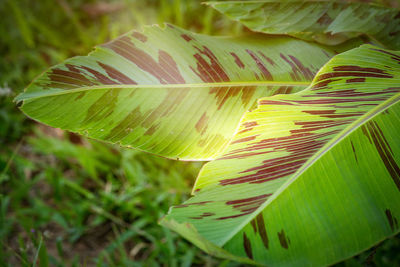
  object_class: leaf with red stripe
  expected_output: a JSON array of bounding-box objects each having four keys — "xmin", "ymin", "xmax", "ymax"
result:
[
  {"xmin": 209, "ymin": 1, "xmax": 400, "ymax": 49},
  {"xmin": 16, "ymin": 24, "xmax": 337, "ymax": 160},
  {"xmin": 162, "ymin": 45, "xmax": 400, "ymax": 266}
]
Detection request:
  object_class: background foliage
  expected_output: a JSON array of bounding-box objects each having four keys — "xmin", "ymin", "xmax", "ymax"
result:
[{"xmin": 1, "ymin": 0, "xmax": 399, "ymax": 266}]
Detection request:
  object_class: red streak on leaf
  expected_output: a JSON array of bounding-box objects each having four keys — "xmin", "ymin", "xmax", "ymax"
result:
[
  {"xmin": 246, "ymin": 49, "xmax": 273, "ymax": 80},
  {"xmin": 346, "ymin": 78, "xmax": 366, "ymax": 83},
  {"xmin": 132, "ymin": 31, "xmax": 147, "ymax": 42},
  {"xmin": 190, "ymin": 45, "xmax": 230, "ymax": 83},
  {"xmin": 230, "ymin": 52, "xmax": 245, "ymax": 69},
  {"xmin": 181, "ymin": 34, "xmax": 193, "ymax": 42},
  {"xmin": 231, "ymin": 135, "xmax": 257, "ymax": 144},
  {"xmin": 195, "ymin": 112, "xmax": 209, "ymax": 135},
  {"xmin": 97, "ymin": 61, "xmax": 137, "ymax": 84},
  {"xmin": 105, "ymin": 36, "xmax": 185, "ymax": 84}
]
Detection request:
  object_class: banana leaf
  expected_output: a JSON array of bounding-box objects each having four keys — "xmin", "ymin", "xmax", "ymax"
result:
[
  {"xmin": 16, "ymin": 24, "xmax": 338, "ymax": 160},
  {"xmin": 208, "ymin": 0, "xmax": 400, "ymax": 49},
  {"xmin": 162, "ymin": 45, "xmax": 400, "ymax": 266}
]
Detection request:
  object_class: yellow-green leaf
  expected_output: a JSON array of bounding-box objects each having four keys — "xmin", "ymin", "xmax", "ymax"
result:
[
  {"xmin": 16, "ymin": 24, "xmax": 337, "ymax": 160},
  {"xmin": 162, "ymin": 45, "xmax": 400, "ymax": 266}
]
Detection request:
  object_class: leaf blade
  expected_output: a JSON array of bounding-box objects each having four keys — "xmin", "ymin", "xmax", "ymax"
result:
[
  {"xmin": 209, "ymin": 1, "xmax": 400, "ymax": 49},
  {"xmin": 17, "ymin": 24, "xmax": 336, "ymax": 160},
  {"xmin": 162, "ymin": 45, "xmax": 400, "ymax": 265}
]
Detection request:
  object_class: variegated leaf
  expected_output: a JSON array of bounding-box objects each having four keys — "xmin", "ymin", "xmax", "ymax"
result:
[
  {"xmin": 16, "ymin": 24, "xmax": 337, "ymax": 160},
  {"xmin": 162, "ymin": 45, "xmax": 400, "ymax": 266},
  {"xmin": 208, "ymin": 0, "xmax": 400, "ymax": 49}
]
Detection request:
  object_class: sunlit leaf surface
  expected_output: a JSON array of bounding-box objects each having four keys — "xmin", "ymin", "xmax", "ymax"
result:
[
  {"xmin": 16, "ymin": 24, "xmax": 337, "ymax": 160},
  {"xmin": 162, "ymin": 45, "xmax": 400, "ymax": 266}
]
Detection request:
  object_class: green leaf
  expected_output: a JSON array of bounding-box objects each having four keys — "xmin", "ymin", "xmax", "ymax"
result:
[
  {"xmin": 208, "ymin": 1, "xmax": 400, "ymax": 49},
  {"xmin": 16, "ymin": 24, "xmax": 337, "ymax": 160},
  {"xmin": 161, "ymin": 45, "xmax": 400, "ymax": 266}
]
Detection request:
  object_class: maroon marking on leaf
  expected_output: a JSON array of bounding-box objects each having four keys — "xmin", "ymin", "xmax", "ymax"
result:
[
  {"xmin": 351, "ymin": 141, "xmax": 358, "ymax": 163},
  {"xmin": 289, "ymin": 55, "xmax": 314, "ymax": 80},
  {"xmin": 226, "ymin": 131, "xmax": 333, "ymax": 156},
  {"xmin": 280, "ymin": 54, "xmax": 301, "ymax": 81},
  {"xmin": 181, "ymin": 34, "xmax": 193, "ymax": 42},
  {"xmin": 333, "ymin": 66, "xmax": 390, "ymax": 74},
  {"xmin": 370, "ymin": 48, "xmax": 400, "ymax": 63},
  {"xmin": 174, "ymin": 201, "xmax": 212, "ymax": 208},
  {"xmin": 238, "ymin": 121, "xmax": 259, "ymax": 135},
  {"xmin": 65, "ymin": 64, "xmax": 81, "ymax": 73},
  {"xmin": 278, "ymin": 229, "xmax": 289, "ymax": 249},
  {"xmin": 315, "ymin": 88, "xmax": 400, "ymax": 97},
  {"xmin": 49, "ymin": 67, "xmax": 95, "ymax": 88},
  {"xmin": 224, "ymin": 166, "xmax": 300, "ymax": 185},
  {"xmin": 362, "ymin": 125, "xmax": 373, "ymax": 144},
  {"xmin": 144, "ymin": 124, "xmax": 159, "ymax": 135},
  {"xmin": 364, "ymin": 121, "xmax": 400, "ymax": 191},
  {"xmin": 208, "ymin": 87, "xmax": 256, "ymax": 110},
  {"xmin": 190, "ymin": 45, "xmax": 230, "ymax": 83},
  {"xmin": 251, "ymin": 219, "xmax": 258, "ymax": 233},
  {"xmin": 97, "ymin": 61, "xmax": 137, "ymax": 84},
  {"xmin": 188, "ymin": 212, "xmax": 216, "ymax": 220},
  {"xmin": 346, "ymin": 78, "xmax": 366, "ymax": 83},
  {"xmin": 304, "ymin": 110, "xmax": 363, "ymax": 118},
  {"xmin": 303, "ymin": 110, "xmax": 335, "ymax": 115},
  {"xmin": 311, "ymin": 78, "xmax": 340, "ymax": 90},
  {"xmin": 104, "ymin": 36, "xmax": 185, "ymax": 84},
  {"xmin": 132, "ymin": 31, "xmax": 147, "ymax": 42},
  {"xmin": 243, "ymin": 233, "xmax": 254, "ymax": 259},
  {"xmin": 74, "ymin": 92, "xmax": 86, "ymax": 100},
  {"xmin": 224, "ymin": 194, "xmax": 270, "ymax": 219},
  {"xmin": 230, "ymin": 52, "xmax": 245, "ymax": 69},
  {"xmin": 385, "ymin": 209, "xmax": 399, "ymax": 231},
  {"xmin": 231, "ymin": 201, "xmax": 264, "ymax": 210},
  {"xmin": 220, "ymin": 128, "xmax": 339, "ymax": 184},
  {"xmin": 241, "ymin": 86, "xmax": 257, "ymax": 107},
  {"xmin": 290, "ymin": 120, "xmax": 347, "ymax": 133},
  {"xmin": 215, "ymin": 211, "xmax": 253, "ymax": 220},
  {"xmin": 317, "ymin": 71, "xmax": 393, "ymax": 80},
  {"xmin": 79, "ymin": 65, "xmax": 117, "ymax": 85},
  {"xmin": 243, "ymin": 121, "xmax": 258, "ymax": 128},
  {"xmin": 195, "ymin": 112, "xmax": 209, "ymax": 135},
  {"xmin": 247, "ymin": 49, "xmax": 273, "ymax": 80},
  {"xmin": 158, "ymin": 50, "xmax": 185, "ymax": 83},
  {"xmin": 293, "ymin": 97, "xmax": 388, "ymax": 105},
  {"xmin": 231, "ymin": 135, "xmax": 258, "ymax": 144},
  {"xmin": 226, "ymin": 194, "xmax": 270, "ymax": 205},
  {"xmin": 256, "ymin": 214, "xmax": 269, "ymax": 250},
  {"xmin": 259, "ymin": 100, "xmax": 293, "ymax": 105},
  {"xmin": 274, "ymin": 86, "xmax": 294, "ymax": 95},
  {"xmin": 259, "ymin": 51, "xmax": 276, "ymax": 66}
]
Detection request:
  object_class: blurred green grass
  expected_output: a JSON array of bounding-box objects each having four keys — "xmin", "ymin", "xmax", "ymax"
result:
[{"xmin": 0, "ymin": 0, "xmax": 399, "ymax": 266}]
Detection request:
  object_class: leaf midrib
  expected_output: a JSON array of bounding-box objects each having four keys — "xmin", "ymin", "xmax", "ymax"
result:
[
  {"xmin": 15, "ymin": 81, "xmax": 310, "ymax": 102},
  {"xmin": 219, "ymin": 92, "xmax": 400, "ymax": 246}
]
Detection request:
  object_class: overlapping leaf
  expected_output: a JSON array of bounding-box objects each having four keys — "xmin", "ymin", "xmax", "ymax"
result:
[
  {"xmin": 16, "ymin": 24, "xmax": 338, "ymax": 160},
  {"xmin": 209, "ymin": 0, "xmax": 400, "ymax": 49},
  {"xmin": 162, "ymin": 45, "xmax": 400, "ymax": 266}
]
